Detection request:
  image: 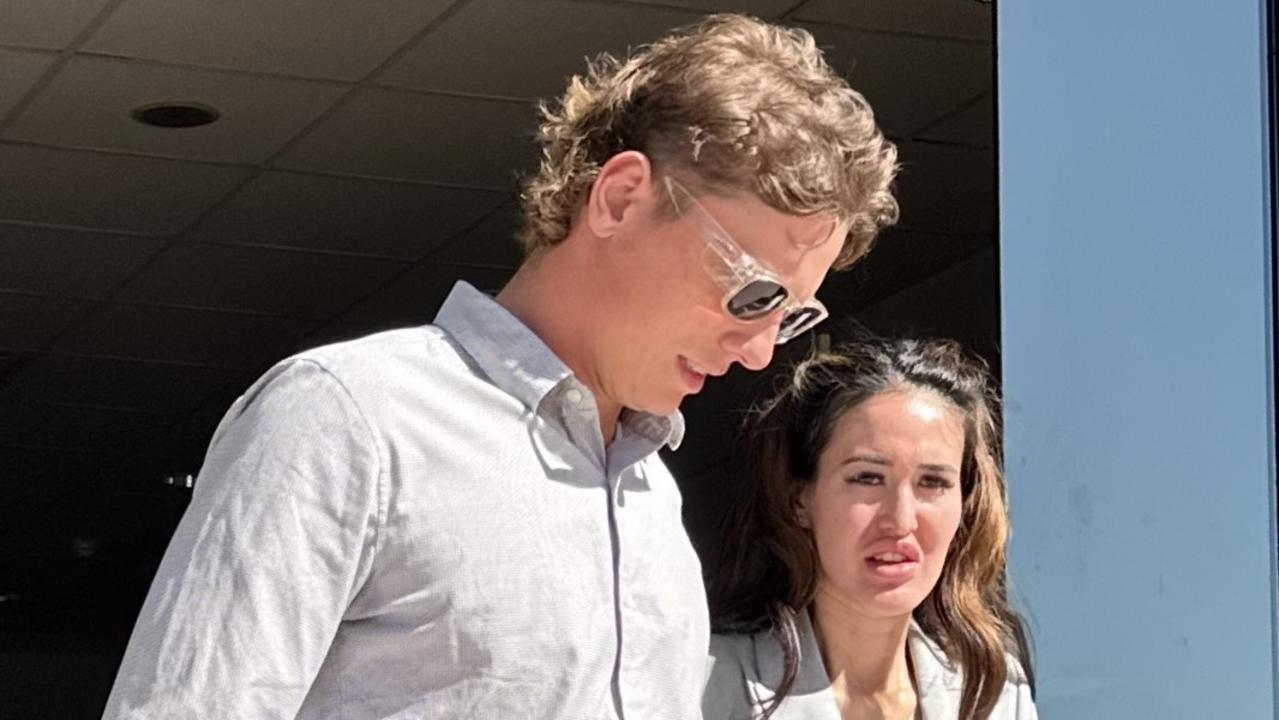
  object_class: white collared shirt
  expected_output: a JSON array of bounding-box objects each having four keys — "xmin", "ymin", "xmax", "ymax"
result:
[
  {"xmin": 105, "ymin": 282, "xmax": 710, "ymax": 720},
  {"xmin": 703, "ymin": 609, "xmax": 1036, "ymax": 720}
]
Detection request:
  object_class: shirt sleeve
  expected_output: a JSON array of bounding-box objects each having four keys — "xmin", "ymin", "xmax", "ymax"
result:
[
  {"xmin": 1014, "ymin": 680, "xmax": 1039, "ymax": 720},
  {"xmin": 1007, "ymin": 654, "xmax": 1039, "ymax": 720},
  {"xmin": 702, "ymin": 635, "xmax": 754, "ymax": 720},
  {"xmin": 102, "ymin": 358, "xmax": 383, "ymax": 720}
]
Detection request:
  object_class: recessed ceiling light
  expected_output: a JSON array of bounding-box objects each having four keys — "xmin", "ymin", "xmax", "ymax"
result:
[{"xmin": 131, "ymin": 102, "xmax": 220, "ymax": 129}]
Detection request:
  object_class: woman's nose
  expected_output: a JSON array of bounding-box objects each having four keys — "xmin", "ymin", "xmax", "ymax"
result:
[{"xmin": 877, "ymin": 484, "xmax": 919, "ymax": 535}]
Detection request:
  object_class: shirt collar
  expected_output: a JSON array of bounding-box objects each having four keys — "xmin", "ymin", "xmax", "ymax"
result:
[
  {"xmin": 753, "ymin": 610, "xmax": 962, "ymax": 716},
  {"xmin": 435, "ymin": 281, "xmax": 572, "ymax": 412},
  {"xmin": 434, "ymin": 281, "xmax": 685, "ymax": 450},
  {"xmin": 620, "ymin": 408, "xmax": 686, "ymax": 452}
]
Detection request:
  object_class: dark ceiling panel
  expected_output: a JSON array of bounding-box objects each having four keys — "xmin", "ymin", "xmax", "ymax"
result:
[
  {"xmin": 426, "ymin": 200, "xmax": 524, "ymax": 268},
  {"xmin": 0, "ymin": 294, "xmax": 93, "ymax": 352},
  {"xmin": 3, "ymin": 56, "xmax": 347, "ymax": 164},
  {"xmin": 820, "ymin": 227, "xmax": 993, "ymax": 311},
  {"xmin": 795, "ymin": 0, "xmax": 992, "ymax": 42},
  {"xmin": 616, "ymin": 0, "xmax": 795, "ymax": 14},
  {"xmin": 892, "ymin": 141, "xmax": 996, "ymax": 235},
  {"xmin": 53, "ymin": 304, "xmax": 317, "ymax": 369},
  {"xmin": 182, "ymin": 171, "xmax": 507, "ymax": 259},
  {"xmin": 0, "ymin": 402, "xmax": 172, "ymax": 453},
  {"xmin": 114, "ymin": 242, "xmax": 409, "ymax": 318},
  {"xmin": 132, "ymin": 410, "xmax": 225, "ymax": 464},
  {"xmin": 0, "ymin": 144, "xmax": 252, "ymax": 235},
  {"xmin": 83, "ymin": 0, "xmax": 454, "ymax": 81},
  {"xmin": 275, "ymin": 89, "xmax": 538, "ymax": 190},
  {"xmin": 0, "ymin": 356, "xmax": 241, "ymax": 413},
  {"xmin": 0, "ymin": 447, "xmax": 118, "ymax": 511},
  {"xmin": 915, "ymin": 92, "xmax": 995, "ymax": 148},
  {"xmin": 799, "ymin": 22, "xmax": 992, "ymax": 137},
  {"xmin": 0, "ymin": 47, "xmax": 56, "ymax": 119},
  {"xmin": 305, "ymin": 262, "xmax": 517, "ymax": 352},
  {"xmin": 0, "ymin": 0, "xmax": 111, "ymax": 50},
  {"xmin": 0, "ymin": 224, "xmax": 162, "ymax": 298},
  {"xmin": 380, "ymin": 0, "xmax": 698, "ymax": 99}
]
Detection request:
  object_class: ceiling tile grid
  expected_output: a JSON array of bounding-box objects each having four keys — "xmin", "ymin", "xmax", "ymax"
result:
[
  {"xmin": 914, "ymin": 91, "xmax": 995, "ymax": 148},
  {"xmin": 426, "ymin": 199, "xmax": 525, "ymax": 268},
  {"xmin": 275, "ymin": 88, "xmax": 539, "ymax": 190},
  {"xmin": 0, "ymin": 294, "xmax": 94, "ymax": 352},
  {"xmin": 3, "ymin": 56, "xmax": 348, "ymax": 164},
  {"xmin": 52, "ymin": 303, "xmax": 318, "ymax": 369},
  {"xmin": 794, "ymin": 0, "xmax": 991, "ymax": 42},
  {"xmin": 615, "ymin": 0, "xmax": 797, "ymax": 15},
  {"xmin": 0, "ymin": 144, "xmax": 252, "ymax": 235},
  {"xmin": 113, "ymin": 242, "xmax": 410, "ymax": 318},
  {"xmin": 0, "ymin": 48, "xmax": 58, "ymax": 120},
  {"xmin": 0, "ymin": 0, "xmax": 113, "ymax": 50},
  {"xmin": 0, "ymin": 223, "xmax": 163, "ymax": 298},
  {"xmin": 81, "ymin": 0, "xmax": 456, "ymax": 81},
  {"xmin": 316, "ymin": 261, "xmax": 517, "ymax": 343},
  {"xmin": 799, "ymin": 21, "xmax": 992, "ymax": 138},
  {"xmin": 181, "ymin": 171, "xmax": 508, "ymax": 259},
  {"xmin": 378, "ymin": 0, "xmax": 701, "ymax": 99}
]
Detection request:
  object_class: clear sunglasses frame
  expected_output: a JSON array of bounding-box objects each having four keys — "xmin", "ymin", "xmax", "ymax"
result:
[{"xmin": 663, "ymin": 176, "xmax": 830, "ymax": 345}]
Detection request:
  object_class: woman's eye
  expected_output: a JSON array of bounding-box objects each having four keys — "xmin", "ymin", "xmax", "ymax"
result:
[
  {"xmin": 848, "ymin": 472, "xmax": 884, "ymax": 485},
  {"xmin": 920, "ymin": 475, "xmax": 956, "ymax": 490}
]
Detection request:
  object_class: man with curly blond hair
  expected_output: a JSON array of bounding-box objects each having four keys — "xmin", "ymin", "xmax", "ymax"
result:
[{"xmin": 105, "ymin": 14, "xmax": 897, "ymax": 720}]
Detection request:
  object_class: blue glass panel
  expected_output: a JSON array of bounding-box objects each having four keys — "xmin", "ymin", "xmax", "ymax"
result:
[{"xmin": 998, "ymin": 0, "xmax": 1277, "ymax": 717}]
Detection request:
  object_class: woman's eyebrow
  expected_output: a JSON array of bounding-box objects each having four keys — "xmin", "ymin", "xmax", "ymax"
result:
[
  {"xmin": 841, "ymin": 453, "xmax": 891, "ymax": 467},
  {"xmin": 919, "ymin": 463, "xmax": 960, "ymax": 474}
]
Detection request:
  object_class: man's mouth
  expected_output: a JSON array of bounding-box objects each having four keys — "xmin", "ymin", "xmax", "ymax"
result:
[{"xmin": 680, "ymin": 356, "xmax": 711, "ymax": 376}]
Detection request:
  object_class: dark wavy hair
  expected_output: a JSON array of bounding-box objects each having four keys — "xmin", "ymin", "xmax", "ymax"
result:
[{"xmin": 710, "ymin": 336, "xmax": 1034, "ymax": 720}]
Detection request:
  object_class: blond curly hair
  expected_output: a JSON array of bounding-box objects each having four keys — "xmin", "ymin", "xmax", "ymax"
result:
[{"xmin": 519, "ymin": 13, "xmax": 899, "ymax": 269}]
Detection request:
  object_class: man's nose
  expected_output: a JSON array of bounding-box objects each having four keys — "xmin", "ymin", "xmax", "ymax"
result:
[{"xmin": 723, "ymin": 320, "xmax": 778, "ymax": 371}]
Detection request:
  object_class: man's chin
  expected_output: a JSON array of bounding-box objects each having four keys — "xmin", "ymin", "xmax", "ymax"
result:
[{"xmin": 629, "ymin": 393, "xmax": 686, "ymax": 418}]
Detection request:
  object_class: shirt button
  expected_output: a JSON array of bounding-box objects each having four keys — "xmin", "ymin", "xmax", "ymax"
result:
[{"xmin": 566, "ymin": 388, "xmax": 583, "ymax": 404}]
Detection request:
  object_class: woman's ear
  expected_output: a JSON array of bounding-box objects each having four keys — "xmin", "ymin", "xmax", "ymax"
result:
[
  {"xmin": 585, "ymin": 150, "xmax": 653, "ymax": 239},
  {"xmin": 793, "ymin": 487, "xmax": 813, "ymax": 530}
]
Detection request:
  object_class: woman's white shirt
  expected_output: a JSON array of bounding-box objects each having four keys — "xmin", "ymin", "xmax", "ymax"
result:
[{"xmin": 703, "ymin": 610, "xmax": 1037, "ymax": 720}]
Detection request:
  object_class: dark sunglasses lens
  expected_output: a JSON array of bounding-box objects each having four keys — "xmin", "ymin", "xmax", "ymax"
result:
[
  {"xmin": 727, "ymin": 281, "xmax": 787, "ymax": 319},
  {"xmin": 778, "ymin": 306, "xmax": 823, "ymax": 340}
]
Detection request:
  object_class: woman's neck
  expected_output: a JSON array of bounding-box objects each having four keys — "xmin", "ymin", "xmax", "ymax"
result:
[{"xmin": 810, "ymin": 586, "xmax": 917, "ymax": 720}]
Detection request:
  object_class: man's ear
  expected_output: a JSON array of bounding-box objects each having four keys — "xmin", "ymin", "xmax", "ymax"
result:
[{"xmin": 585, "ymin": 151, "xmax": 654, "ymax": 239}]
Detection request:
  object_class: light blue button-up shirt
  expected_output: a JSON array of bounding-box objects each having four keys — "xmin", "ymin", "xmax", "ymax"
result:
[{"xmin": 104, "ymin": 282, "xmax": 710, "ymax": 720}]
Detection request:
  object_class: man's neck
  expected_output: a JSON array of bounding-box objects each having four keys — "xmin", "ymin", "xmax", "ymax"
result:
[
  {"xmin": 810, "ymin": 587, "xmax": 917, "ymax": 720},
  {"xmin": 495, "ymin": 250, "xmax": 621, "ymax": 445}
]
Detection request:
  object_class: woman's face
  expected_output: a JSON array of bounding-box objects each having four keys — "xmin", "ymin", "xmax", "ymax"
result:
[{"xmin": 798, "ymin": 389, "xmax": 966, "ymax": 620}]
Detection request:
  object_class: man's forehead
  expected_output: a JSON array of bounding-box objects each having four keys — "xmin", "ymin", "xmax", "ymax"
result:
[{"xmin": 705, "ymin": 193, "xmax": 838, "ymax": 252}]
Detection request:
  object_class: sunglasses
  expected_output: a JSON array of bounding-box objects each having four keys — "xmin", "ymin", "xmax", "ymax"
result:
[{"xmin": 663, "ymin": 176, "xmax": 830, "ymax": 345}]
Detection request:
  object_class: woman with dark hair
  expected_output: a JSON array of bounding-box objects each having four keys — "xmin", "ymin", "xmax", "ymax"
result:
[{"xmin": 703, "ymin": 337, "xmax": 1037, "ymax": 720}]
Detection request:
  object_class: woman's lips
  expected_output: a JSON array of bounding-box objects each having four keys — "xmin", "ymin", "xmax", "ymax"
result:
[
  {"xmin": 865, "ymin": 555, "xmax": 920, "ymax": 580},
  {"xmin": 863, "ymin": 543, "xmax": 922, "ymax": 581}
]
